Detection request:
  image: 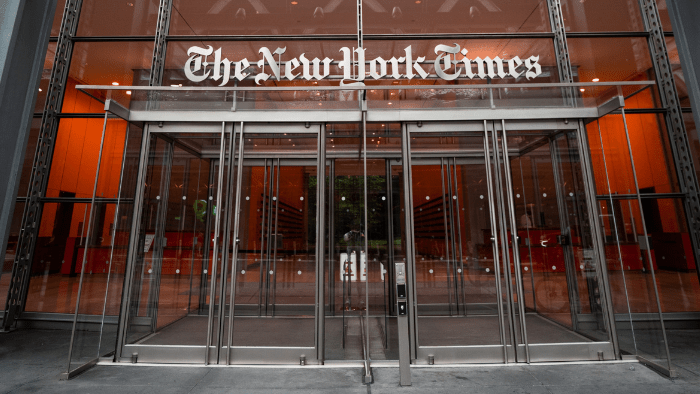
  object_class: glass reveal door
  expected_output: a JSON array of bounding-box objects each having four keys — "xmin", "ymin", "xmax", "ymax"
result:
[
  {"xmin": 405, "ymin": 120, "xmax": 616, "ymax": 364},
  {"xmin": 408, "ymin": 124, "xmax": 509, "ymax": 363},
  {"xmin": 120, "ymin": 128, "xmax": 225, "ymax": 363},
  {"xmin": 119, "ymin": 123, "xmax": 323, "ymax": 364},
  {"xmin": 211, "ymin": 126, "xmax": 322, "ymax": 364}
]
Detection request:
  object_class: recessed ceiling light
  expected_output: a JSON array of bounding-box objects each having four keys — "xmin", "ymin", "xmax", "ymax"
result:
[
  {"xmin": 592, "ymin": 78, "xmax": 599, "ymax": 82},
  {"xmin": 112, "ymin": 82, "xmax": 119, "ymax": 86},
  {"xmin": 126, "ymin": 90, "xmax": 132, "ymax": 95},
  {"xmin": 38, "ymin": 88, "xmax": 42, "ymax": 92},
  {"xmin": 415, "ymin": 0, "xmax": 421, "ymax": 3},
  {"xmin": 291, "ymin": 1, "xmax": 298, "ymax": 4},
  {"xmin": 388, "ymin": 102, "xmax": 392, "ymax": 105},
  {"xmin": 580, "ymin": 88, "xmax": 585, "ymax": 92}
]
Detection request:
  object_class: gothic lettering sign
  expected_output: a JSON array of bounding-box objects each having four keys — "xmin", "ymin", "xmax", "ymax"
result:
[{"xmin": 184, "ymin": 44, "xmax": 542, "ymax": 86}]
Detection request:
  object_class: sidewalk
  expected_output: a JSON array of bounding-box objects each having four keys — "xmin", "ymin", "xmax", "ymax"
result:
[{"xmin": 1, "ymin": 328, "xmax": 699, "ymax": 393}]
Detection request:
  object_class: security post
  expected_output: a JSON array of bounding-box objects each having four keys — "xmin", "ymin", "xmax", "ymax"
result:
[{"xmin": 395, "ymin": 262, "xmax": 411, "ymax": 386}]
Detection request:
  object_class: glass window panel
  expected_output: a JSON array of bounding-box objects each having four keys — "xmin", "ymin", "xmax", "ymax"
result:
[
  {"xmin": 684, "ymin": 112, "xmax": 700, "ymax": 189},
  {"xmin": 17, "ymin": 118, "xmax": 41, "ymax": 198},
  {"xmin": 597, "ymin": 197, "xmax": 670, "ymax": 366},
  {"xmin": 666, "ymin": 36, "xmax": 691, "ymax": 107},
  {"xmin": 46, "ymin": 118, "xmax": 129, "ymax": 198},
  {"xmin": 51, "ymin": 0, "xmax": 66, "ymax": 36},
  {"xmin": 657, "ymin": 0, "xmax": 673, "ymax": 32},
  {"xmin": 636, "ymin": 198, "xmax": 699, "ymax": 314},
  {"xmin": 170, "ymin": 0, "xmax": 357, "ymax": 36},
  {"xmin": 568, "ymin": 37, "xmax": 660, "ymax": 107},
  {"xmin": 62, "ymin": 42, "xmax": 153, "ymax": 113},
  {"xmin": 364, "ymin": 0, "xmax": 550, "ymax": 34},
  {"xmin": 587, "ymin": 114, "xmax": 680, "ymax": 196},
  {"xmin": 77, "ymin": 0, "xmax": 160, "ymax": 36},
  {"xmin": 1, "ymin": 202, "xmax": 25, "ymax": 310},
  {"xmin": 24, "ymin": 202, "xmax": 92, "ymax": 314},
  {"xmin": 561, "ymin": 0, "xmax": 645, "ymax": 32},
  {"xmin": 35, "ymin": 43, "xmax": 56, "ymax": 113}
]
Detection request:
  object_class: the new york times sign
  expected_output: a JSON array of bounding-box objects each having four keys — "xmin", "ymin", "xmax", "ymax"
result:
[{"xmin": 184, "ymin": 43, "xmax": 542, "ymax": 86}]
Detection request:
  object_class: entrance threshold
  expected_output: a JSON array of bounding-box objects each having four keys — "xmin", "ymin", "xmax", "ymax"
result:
[{"xmin": 96, "ymin": 359, "xmax": 638, "ymax": 369}]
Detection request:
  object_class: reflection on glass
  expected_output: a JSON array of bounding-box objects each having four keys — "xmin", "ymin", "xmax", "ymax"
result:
[
  {"xmin": 35, "ymin": 43, "xmax": 56, "ymax": 113},
  {"xmin": 62, "ymin": 42, "xmax": 153, "ymax": 113},
  {"xmin": 364, "ymin": 0, "xmax": 549, "ymax": 33},
  {"xmin": 230, "ymin": 159, "xmax": 317, "ymax": 348},
  {"xmin": 1, "ymin": 203, "xmax": 25, "ymax": 310},
  {"xmin": 51, "ymin": 0, "xmax": 66, "ymax": 36},
  {"xmin": 25, "ymin": 200, "xmax": 92, "ymax": 314},
  {"xmin": 77, "ymin": 0, "xmax": 160, "ymax": 36},
  {"xmin": 569, "ymin": 38, "xmax": 656, "ymax": 101},
  {"xmin": 666, "ymin": 37, "xmax": 691, "ymax": 107},
  {"xmin": 324, "ymin": 156, "xmax": 400, "ymax": 360},
  {"xmin": 561, "ymin": 0, "xmax": 644, "ymax": 32},
  {"xmin": 410, "ymin": 136, "xmax": 504, "ymax": 347},
  {"xmin": 589, "ymin": 117, "xmax": 672, "ymax": 369},
  {"xmin": 170, "ymin": 0, "xmax": 357, "ymax": 35},
  {"xmin": 656, "ymin": 0, "xmax": 673, "ymax": 32},
  {"xmin": 124, "ymin": 134, "xmax": 214, "ymax": 346},
  {"xmin": 46, "ymin": 119, "xmax": 129, "ymax": 198}
]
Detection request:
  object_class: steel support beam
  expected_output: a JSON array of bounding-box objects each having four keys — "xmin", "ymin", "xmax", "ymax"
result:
[
  {"xmin": 0, "ymin": 0, "xmax": 57, "ymax": 324},
  {"xmin": 2, "ymin": 0, "xmax": 82, "ymax": 330},
  {"xmin": 149, "ymin": 0, "xmax": 172, "ymax": 87},
  {"xmin": 547, "ymin": 0, "xmax": 574, "ymax": 84},
  {"xmin": 640, "ymin": 0, "xmax": 700, "ymax": 284}
]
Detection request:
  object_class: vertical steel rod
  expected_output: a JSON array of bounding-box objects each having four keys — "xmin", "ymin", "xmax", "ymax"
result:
[
  {"xmin": 227, "ymin": 122, "xmax": 245, "ymax": 365},
  {"xmin": 66, "ymin": 112, "xmax": 109, "ymax": 372},
  {"xmin": 204, "ymin": 122, "xmax": 227, "ymax": 365},
  {"xmin": 500, "ymin": 120, "xmax": 530, "ymax": 363},
  {"xmin": 483, "ymin": 120, "xmax": 509, "ymax": 363},
  {"xmin": 620, "ymin": 108, "xmax": 673, "ymax": 369}
]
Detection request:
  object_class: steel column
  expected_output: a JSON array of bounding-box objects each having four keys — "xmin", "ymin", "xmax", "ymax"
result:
[
  {"xmin": 149, "ymin": 0, "xmax": 172, "ymax": 87},
  {"xmin": 2, "ymin": 0, "xmax": 83, "ymax": 330},
  {"xmin": 546, "ymin": 0, "xmax": 574, "ymax": 84},
  {"xmin": 639, "ymin": 0, "xmax": 700, "ymax": 285},
  {"xmin": 315, "ymin": 124, "xmax": 327, "ymax": 363}
]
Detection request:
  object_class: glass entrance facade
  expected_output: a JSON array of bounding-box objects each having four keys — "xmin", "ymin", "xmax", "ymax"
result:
[{"xmin": 3, "ymin": 0, "xmax": 700, "ymax": 381}]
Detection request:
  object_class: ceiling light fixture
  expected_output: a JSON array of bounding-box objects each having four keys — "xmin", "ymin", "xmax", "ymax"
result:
[
  {"xmin": 126, "ymin": 90, "xmax": 132, "ymax": 95},
  {"xmin": 592, "ymin": 78, "xmax": 599, "ymax": 82},
  {"xmin": 112, "ymin": 82, "xmax": 119, "ymax": 86}
]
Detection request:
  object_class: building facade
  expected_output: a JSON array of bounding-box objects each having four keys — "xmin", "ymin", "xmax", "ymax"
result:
[{"xmin": 1, "ymin": 0, "xmax": 699, "ymax": 382}]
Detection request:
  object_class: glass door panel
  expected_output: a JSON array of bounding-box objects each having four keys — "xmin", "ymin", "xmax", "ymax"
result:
[
  {"xmin": 222, "ymin": 128, "xmax": 320, "ymax": 364},
  {"xmin": 123, "ymin": 131, "xmax": 220, "ymax": 353},
  {"xmin": 229, "ymin": 160, "xmax": 317, "ymax": 345},
  {"xmin": 501, "ymin": 122, "xmax": 613, "ymax": 355},
  {"xmin": 410, "ymin": 132, "xmax": 507, "ymax": 354}
]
